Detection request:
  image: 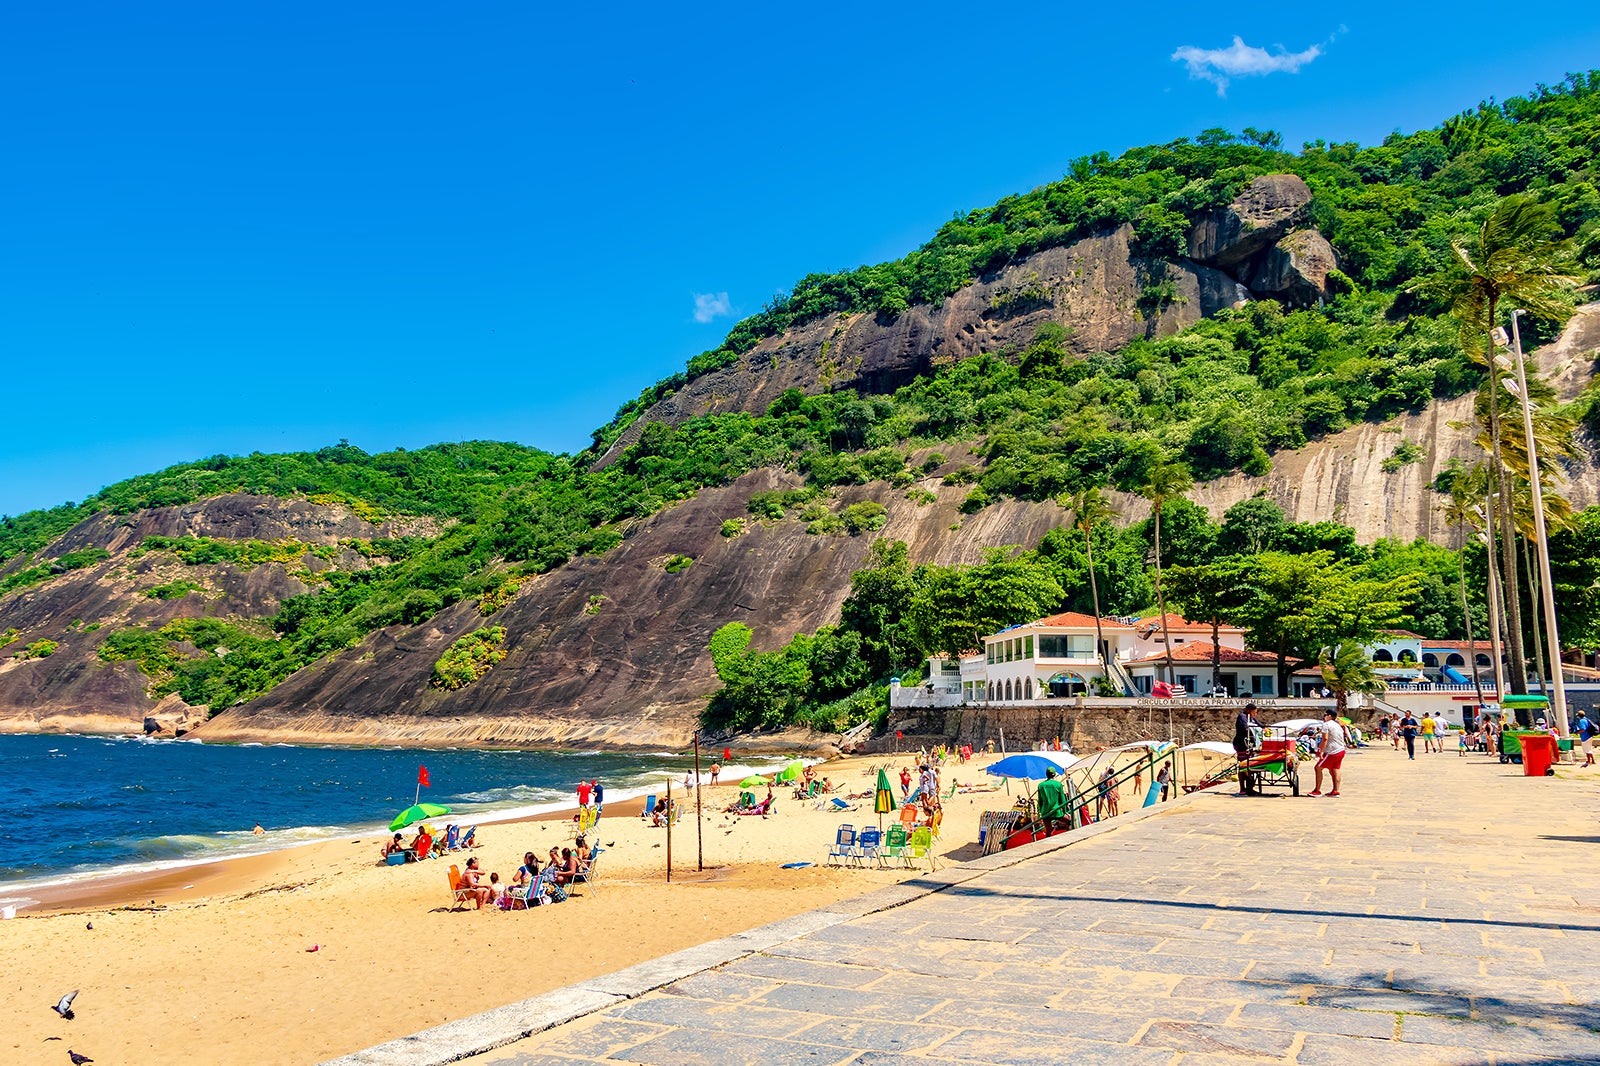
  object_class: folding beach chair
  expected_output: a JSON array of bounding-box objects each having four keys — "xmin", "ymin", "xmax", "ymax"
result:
[
  {"xmin": 569, "ymin": 846, "xmax": 604, "ymax": 895},
  {"xmin": 826, "ymin": 825, "xmax": 857, "ymax": 867},
  {"xmin": 642, "ymin": 795, "xmax": 657, "ymax": 821},
  {"xmin": 446, "ymin": 864, "xmax": 474, "ymax": 911},
  {"xmin": 906, "ymin": 826, "xmax": 937, "ymax": 871},
  {"xmin": 881, "ymin": 824, "xmax": 910, "ymax": 868},
  {"xmin": 853, "ymin": 826, "xmax": 884, "ymax": 868}
]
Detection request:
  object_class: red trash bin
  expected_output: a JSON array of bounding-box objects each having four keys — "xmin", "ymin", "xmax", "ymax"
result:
[{"xmin": 1519, "ymin": 734, "xmax": 1556, "ymax": 777}]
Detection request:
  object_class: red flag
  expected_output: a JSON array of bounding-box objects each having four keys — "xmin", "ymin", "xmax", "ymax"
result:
[
  {"xmin": 896, "ymin": 731, "xmax": 903, "ymax": 739},
  {"xmin": 722, "ymin": 747, "xmax": 731, "ymax": 762},
  {"xmin": 418, "ymin": 765, "xmax": 431, "ymax": 788}
]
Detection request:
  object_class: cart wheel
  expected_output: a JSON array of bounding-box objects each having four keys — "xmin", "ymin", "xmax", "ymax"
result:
[
  {"xmin": 1290, "ymin": 770, "xmax": 1300, "ymax": 797},
  {"xmin": 1499, "ymin": 754, "xmax": 1509, "ymax": 764},
  {"xmin": 1546, "ymin": 767, "xmax": 1555, "ymax": 776}
]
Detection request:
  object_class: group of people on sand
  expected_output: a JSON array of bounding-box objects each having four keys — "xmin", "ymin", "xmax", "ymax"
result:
[
  {"xmin": 452, "ymin": 836, "xmax": 597, "ymax": 911},
  {"xmin": 379, "ymin": 822, "xmax": 478, "ymax": 864}
]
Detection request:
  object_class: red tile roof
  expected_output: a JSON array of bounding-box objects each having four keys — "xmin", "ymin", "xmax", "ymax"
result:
[
  {"xmin": 1024, "ymin": 611, "xmax": 1134, "ymax": 630},
  {"xmin": 1132, "ymin": 613, "xmax": 1245, "ymax": 633},
  {"xmin": 1123, "ymin": 641, "xmax": 1279, "ymax": 666}
]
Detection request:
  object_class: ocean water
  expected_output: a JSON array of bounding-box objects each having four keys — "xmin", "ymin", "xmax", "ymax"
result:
[{"xmin": 0, "ymin": 733, "xmax": 790, "ymax": 907}]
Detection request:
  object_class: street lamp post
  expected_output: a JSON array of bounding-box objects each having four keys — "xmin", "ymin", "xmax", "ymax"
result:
[{"xmin": 1503, "ymin": 311, "xmax": 1569, "ymax": 737}]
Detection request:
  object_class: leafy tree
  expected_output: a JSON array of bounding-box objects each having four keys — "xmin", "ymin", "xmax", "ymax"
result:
[
  {"xmin": 905, "ymin": 547, "xmax": 1063, "ymax": 660},
  {"xmin": 1163, "ymin": 558, "xmax": 1254, "ymax": 690}
]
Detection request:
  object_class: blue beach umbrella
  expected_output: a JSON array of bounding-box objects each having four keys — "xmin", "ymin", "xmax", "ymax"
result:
[{"xmin": 984, "ymin": 753, "xmax": 1074, "ymax": 782}]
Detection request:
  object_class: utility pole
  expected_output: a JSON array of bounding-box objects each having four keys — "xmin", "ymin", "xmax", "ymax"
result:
[
  {"xmin": 1509, "ymin": 311, "xmax": 1569, "ymax": 737},
  {"xmin": 694, "ymin": 732, "xmax": 704, "ymax": 871}
]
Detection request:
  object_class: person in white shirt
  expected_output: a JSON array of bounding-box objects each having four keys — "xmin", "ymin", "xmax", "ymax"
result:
[{"xmin": 1309, "ymin": 708, "xmax": 1347, "ymax": 796}]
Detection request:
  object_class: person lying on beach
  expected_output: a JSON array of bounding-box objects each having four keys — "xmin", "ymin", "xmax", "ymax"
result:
[
  {"xmin": 457, "ymin": 857, "xmax": 492, "ymax": 909},
  {"xmin": 380, "ymin": 833, "xmax": 407, "ymax": 862}
]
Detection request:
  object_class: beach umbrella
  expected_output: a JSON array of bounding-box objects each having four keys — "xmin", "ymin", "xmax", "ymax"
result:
[
  {"xmin": 983, "ymin": 753, "xmax": 1070, "ymax": 781},
  {"xmin": 390, "ymin": 802, "xmax": 450, "ymax": 832},
  {"xmin": 874, "ymin": 767, "xmax": 897, "ymax": 830},
  {"xmin": 776, "ymin": 760, "xmax": 804, "ymax": 783},
  {"xmin": 737, "ymin": 774, "xmax": 767, "ymax": 788}
]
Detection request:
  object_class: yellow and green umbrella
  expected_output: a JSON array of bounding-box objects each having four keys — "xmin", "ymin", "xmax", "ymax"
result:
[{"xmin": 874, "ymin": 767, "xmax": 897, "ymax": 830}]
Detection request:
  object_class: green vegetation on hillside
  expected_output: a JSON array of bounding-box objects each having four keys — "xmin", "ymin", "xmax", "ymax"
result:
[
  {"xmin": 4, "ymin": 74, "xmax": 1598, "ymax": 716},
  {"xmin": 431, "ymin": 627, "xmax": 508, "ymax": 690}
]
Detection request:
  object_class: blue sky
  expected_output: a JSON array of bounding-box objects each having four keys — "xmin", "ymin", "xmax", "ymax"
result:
[{"xmin": 3, "ymin": 2, "xmax": 1598, "ymax": 517}]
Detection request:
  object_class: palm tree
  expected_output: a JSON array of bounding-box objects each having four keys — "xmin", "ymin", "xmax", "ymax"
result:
[
  {"xmin": 1065, "ymin": 486, "xmax": 1118, "ymax": 680},
  {"xmin": 1143, "ymin": 462, "xmax": 1193, "ymax": 687},
  {"xmin": 1440, "ymin": 468, "xmax": 1490, "ymax": 710},
  {"xmin": 1318, "ymin": 643, "xmax": 1388, "ymax": 721},
  {"xmin": 1439, "ymin": 194, "xmax": 1578, "ymax": 694}
]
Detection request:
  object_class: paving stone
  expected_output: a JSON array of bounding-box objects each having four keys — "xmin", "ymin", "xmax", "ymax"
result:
[
  {"xmin": 932, "ymin": 1028, "xmax": 1175, "ymax": 1066},
  {"xmin": 1235, "ymin": 1002, "xmax": 1398, "ymax": 1039},
  {"xmin": 610, "ymin": 996, "xmax": 815, "ymax": 1037},
  {"xmin": 1399, "ymin": 1014, "xmax": 1600, "ymax": 1058},
  {"xmin": 752, "ymin": 982, "xmax": 952, "ymax": 1022},
  {"xmin": 788, "ymin": 1016, "xmax": 956, "ymax": 1053},
  {"xmin": 926, "ymin": 1001, "xmax": 1146, "ymax": 1043},
  {"xmin": 1295, "ymin": 1031, "xmax": 1483, "ymax": 1065},
  {"xmin": 1304, "ymin": 987, "xmax": 1472, "ymax": 1017},
  {"xmin": 516, "ymin": 1018, "xmax": 669, "ymax": 1059},
  {"xmin": 661, "ymin": 971, "xmax": 783, "ymax": 1003},
  {"xmin": 1137, "ymin": 1020, "xmax": 1296, "ymax": 1057},
  {"xmin": 603, "ymin": 1029, "xmax": 857, "ymax": 1066},
  {"xmin": 730, "ymin": 955, "xmax": 884, "ymax": 989}
]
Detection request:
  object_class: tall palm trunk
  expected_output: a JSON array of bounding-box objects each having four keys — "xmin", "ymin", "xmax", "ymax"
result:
[
  {"xmin": 1483, "ymin": 301, "xmax": 1528, "ymax": 694},
  {"xmin": 1484, "ymin": 490, "xmax": 1508, "ymax": 698},
  {"xmin": 1086, "ymin": 533, "xmax": 1106, "ymax": 676},
  {"xmin": 1520, "ymin": 533, "xmax": 1550, "ymax": 696},
  {"xmin": 1456, "ymin": 534, "xmax": 1488, "ymax": 711},
  {"xmin": 1152, "ymin": 503, "xmax": 1176, "ymax": 686}
]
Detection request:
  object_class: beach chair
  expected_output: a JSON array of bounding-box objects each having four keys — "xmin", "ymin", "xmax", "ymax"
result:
[
  {"xmin": 826, "ymin": 824, "xmax": 857, "ymax": 867},
  {"xmin": 881, "ymin": 824, "xmax": 910, "ymax": 868},
  {"xmin": 853, "ymin": 826, "xmax": 884, "ymax": 868},
  {"xmin": 441, "ymin": 825, "xmax": 462, "ymax": 853},
  {"xmin": 503, "ymin": 868, "xmax": 537, "ymax": 910},
  {"xmin": 414, "ymin": 836, "xmax": 434, "ymax": 861},
  {"xmin": 906, "ymin": 826, "xmax": 937, "ymax": 870},
  {"xmin": 642, "ymin": 795, "xmax": 657, "ymax": 821},
  {"xmin": 458, "ymin": 825, "xmax": 477, "ymax": 849},
  {"xmin": 446, "ymin": 864, "xmax": 474, "ymax": 911},
  {"xmin": 570, "ymin": 847, "xmax": 604, "ymax": 895},
  {"xmin": 898, "ymin": 805, "xmax": 919, "ymax": 833}
]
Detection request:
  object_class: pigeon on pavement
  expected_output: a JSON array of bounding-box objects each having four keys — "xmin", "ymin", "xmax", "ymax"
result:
[{"xmin": 69, "ymin": 1052, "xmax": 94, "ymax": 1065}]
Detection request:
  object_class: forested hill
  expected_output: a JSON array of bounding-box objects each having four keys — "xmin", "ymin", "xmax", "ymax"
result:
[{"xmin": 1, "ymin": 73, "xmax": 1598, "ymax": 746}]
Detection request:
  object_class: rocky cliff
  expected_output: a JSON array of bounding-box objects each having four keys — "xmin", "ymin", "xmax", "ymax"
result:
[{"xmin": 599, "ymin": 175, "xmax": 1332, "ymax": 461}]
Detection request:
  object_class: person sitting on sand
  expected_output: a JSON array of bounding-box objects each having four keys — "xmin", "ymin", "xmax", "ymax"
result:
[
  {"xmin": 457, "ymin": 857, "xmax": 492, "ymax": 909},
  {"xmin": 574, "ymin": 836, "xmax": 593, "ymax": 868},
  {"xmin": 547, "ymin": 846, "xmax": 562, "ymax": 870},
  {"xmin": 410, "ymin": 825, "xmax": 433, "ymax": 857},
  {"xmin": 512, "ymin": 852, "xmax": 539, "ymax": 887},
  {"xmin": 487, "ymin": 872, "xmax": 504, "ymax": 906},
  {"xmin": 380, "ymin": 832, "xmax": 407, "ymax": 862},
  {"xmin": 552, "ymin": 848, "xmax": 579, "ymax": 885}
]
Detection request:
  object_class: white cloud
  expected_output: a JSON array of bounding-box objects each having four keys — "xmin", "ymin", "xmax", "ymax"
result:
[
  {"xmin": 692, "ymin": 292, "xmax": 733, "ymax": 324},
  {"xmin": 1172, "ymin": 36, "xmax": 1322, "ymax": 97}
]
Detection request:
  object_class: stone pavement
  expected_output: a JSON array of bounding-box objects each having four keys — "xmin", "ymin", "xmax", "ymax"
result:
[{"xmin": 342, "ymin": 744, "xmax": 1600, "ymax": 1066}]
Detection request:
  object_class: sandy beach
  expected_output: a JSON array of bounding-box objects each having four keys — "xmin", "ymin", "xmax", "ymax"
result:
[{"xmin": 1, "ymin": 751, "xmax": 1044, "ymax": 1066}]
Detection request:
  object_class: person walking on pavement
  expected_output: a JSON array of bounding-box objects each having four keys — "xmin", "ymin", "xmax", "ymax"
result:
[
  {"xmin": 1419, "ymin": 711, "xmax": 1436, "ymax": 754},
  {"xmin": 1577, "ymin": 711, "xmax": 1597, "ymax": 767},
  {"xmin": 1399, "ymin": 711, "xmax": 1420, "ymax": 760},
  {"xmin": 1309, "ymin": 708, "xmax": 1347, "ymax": 796}
]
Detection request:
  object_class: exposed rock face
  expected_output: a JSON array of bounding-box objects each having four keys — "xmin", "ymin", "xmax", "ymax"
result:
[
  {"xmin": 1248, "ymin": 229, "xmax": 1339, "ymax": 306},
  {"xmin": 1188, "ymin": 174, "xmax": 1313, "ymax": 269},
  {"xmin": 603, "ymin": 176, "xmax": 1331, "ymax": 462},
  {"xmin": 0, "ymin": 495, "xmax": 435, "ymax": 734}
]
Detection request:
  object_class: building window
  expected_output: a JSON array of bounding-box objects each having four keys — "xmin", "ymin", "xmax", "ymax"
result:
[
  {"xmin": 987, "ymin": 644, "xmax": 995, "ymax": 665},
  {"xmin": 1023, "ymin": 677, "xmax": 1033, "ymax": 699},
  {"xmin": 1254, "ymin": 675, "xmax": 1275, "ymax": 695},
  {"xmin": 1039, "ymin": 635, "xmax": 1068, "ymax": 658},
  {"xmin": 1422, "ymin": 653, "xmax": 1438, "ymax": 668},
  {"xmin": 1179, "ymin": 675, "xmax": 1197, "ymax": 693},
  {"xmin": 1024, "ymin": 635, "xmax": 1034, "ymax": 659},
  {"xmin": 1068, "ymin": 634, "xmax": 1094, "ymax": 656},
  {"xmin": 1374, "ymin": 649, "xmax": 1393, "ymax": 662},
  {"xmin": 1135, "ymin": 676, "xmax": 1151, "ymax": 694}
]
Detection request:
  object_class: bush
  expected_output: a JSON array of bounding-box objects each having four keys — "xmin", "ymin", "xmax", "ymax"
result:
[
  {"xmin": 585, "ymin": 594, "xmax": 606, "ymax": 615},
  {"xmin": 431, "ymin": 626, "xmax": 508, "ymax": 690},
  {"xmin": 1382, "ymin": 438, "xmax": 1427, "ymax": 472},
  {"xmin": 720, "ymin": 518, "xmax": 746, "ymax": 538},
  {"xmin": 959, "ymin": 487, "xmax": 991, "ymax": 513},
  {"xmin": 842, "ymin": 501, "xmax": 889, "ymax": 534},
  {"xmin": 905, "ymin": 487, "xmax": 937, "ymax": 506},
  {"xmin": 145, "ymin": 580, "xmax": 205, "ymax": 601},
  {"xmin": 942, "ymin": 465, "xmax": 980, "ymax": 486},
  {"xmin": 20, "ymin": 639, "xmax": 57, "ymax": 659},
  {"xmin": 806, "ymin": 513, "xmax": 847, "ymax": 536},
  {"xmin": 663, "ymin": 554, "xmax": 694, "ymax": 573}
]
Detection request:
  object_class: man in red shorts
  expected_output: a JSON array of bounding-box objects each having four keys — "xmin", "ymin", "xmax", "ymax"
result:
[{"xmin": 1309, "ymin": 707, "xmax": 1346, "ymax": 796}]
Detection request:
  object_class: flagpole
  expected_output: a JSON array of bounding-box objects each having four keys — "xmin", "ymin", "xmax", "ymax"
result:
[
  {"xmin": 665, "ymin": 780, "xmax": 673, "ymax": 884},
  {"xmin": 694, "ymin": 731, "xmax": 704, "ymax": 872}
]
